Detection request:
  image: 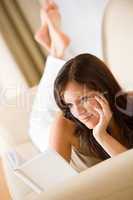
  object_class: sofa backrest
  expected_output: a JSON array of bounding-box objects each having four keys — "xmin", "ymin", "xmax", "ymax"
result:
[{"xmin": 103, "ymin": 0, "xmax": 133, "ymax": 91}]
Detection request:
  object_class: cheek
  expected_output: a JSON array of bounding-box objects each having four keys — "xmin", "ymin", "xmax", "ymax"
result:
[{"xmin": 84, "ymin": 99, "xmax": 101, "ymax": 110}]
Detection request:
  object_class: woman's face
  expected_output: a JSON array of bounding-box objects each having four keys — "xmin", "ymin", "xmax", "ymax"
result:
[{"xmin": 63, "ymin": 81, "xmax": 103, "ymax": 129}]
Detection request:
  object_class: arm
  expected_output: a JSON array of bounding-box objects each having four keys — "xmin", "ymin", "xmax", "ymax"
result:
[
  {"xmin": 48, "ymin": 112, "xmax": 79, "ymax": 162},
  {"xmin": 92, "ymin": 95, "xmax": 127, "ymax": 157},
  {"xmin": 94, "ymin": 131, "xmax": 127, "ymax": 157},
  {"xmin": 48, "ymin": 112, "xmax": 72, "ymax": 162}
]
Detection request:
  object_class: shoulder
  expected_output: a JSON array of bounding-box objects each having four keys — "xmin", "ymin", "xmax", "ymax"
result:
[
  {"xmin": 50, "ymin": 112, "xmax": 80, "ymax": 149},
  {"xmin": 51, "ymin": 112, "xmax": 74, "ymax": 131},
  {"xmin": 49, "ymin": 112, "xmax": 80, "ymax": 162},
  {"xmin": 52, "ymin": 112, "xmax": 75, "ymax": 130}
]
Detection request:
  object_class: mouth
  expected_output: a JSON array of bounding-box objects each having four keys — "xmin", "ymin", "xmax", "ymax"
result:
[{"xmin": 81, "ymin": 114, "xmax": 93, "ymax": 121}]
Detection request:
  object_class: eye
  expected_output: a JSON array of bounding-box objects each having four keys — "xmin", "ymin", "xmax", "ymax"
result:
[
  {"xmin": 80, "ymin": 95, "xmax": 96, "ymax": 105},
  {"xmin": 80, "ymin": 96, "xmax": 90, "ymax": 103}
]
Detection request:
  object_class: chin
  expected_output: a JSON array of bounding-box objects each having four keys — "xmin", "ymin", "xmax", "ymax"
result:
[
  {"xmin": 85, "ymin": 122, "xmax": 96, "ymax": 129},
  {"xmin": 83, "ymin": 115, "xmax": 99, "ymax": 129}
]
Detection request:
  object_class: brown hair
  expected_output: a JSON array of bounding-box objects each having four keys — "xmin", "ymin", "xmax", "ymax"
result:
[{"xmin": 54, "ymin": 53, "xmax": 133, "ymax": 160}]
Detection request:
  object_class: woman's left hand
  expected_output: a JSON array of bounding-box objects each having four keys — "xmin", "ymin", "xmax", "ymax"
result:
[{"xmin": 93, "ymin": 94, "xmax": 113, "ymax": 139}]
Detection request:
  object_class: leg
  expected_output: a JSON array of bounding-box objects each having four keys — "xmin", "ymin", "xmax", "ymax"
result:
[
  {"xmin": 35, "ymin": 0, "xmax": 70, "ymax": 59},
  {"xmin": 35, "ymin": 0, "xmax": 52, "ymax": 51}
]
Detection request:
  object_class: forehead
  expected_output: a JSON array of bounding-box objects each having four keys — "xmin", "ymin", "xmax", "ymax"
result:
[{"xmin": 63, "ymin": 81, "xmax": 97, "ymax": 102}]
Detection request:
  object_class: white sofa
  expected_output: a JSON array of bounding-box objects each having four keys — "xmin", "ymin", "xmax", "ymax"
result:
[
  {"xmin": 26, "ymin": 149, "xmax": 133, "ymax": 200},
  {"xmin": 0, "ymin": 0, "xmax": 133, "ymax": 199}
]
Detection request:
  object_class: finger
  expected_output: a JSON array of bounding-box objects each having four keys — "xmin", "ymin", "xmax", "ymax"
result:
[
  {"xmin": 95, "ymin": 107, "xmax": 104, "ymax": 116},
  {"xmin": 98, "ymin": 94, "xmax": 109, "ymax": 105},
  {"xmin": 95, "ymin": 96, "xmax": 113, "ymax": 121},
  {"xmin": 95, "ymin": 107, "xmax": 104, "ymax": 123},
  {"xmin": 95, "ymin": 96, "xmax": 109, "ymax": 113}
]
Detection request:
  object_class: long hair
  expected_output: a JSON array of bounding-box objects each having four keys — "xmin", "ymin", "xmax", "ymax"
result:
[{"xmin": 54, "ymin": 53, "xmax": 133, "ymax": 160}]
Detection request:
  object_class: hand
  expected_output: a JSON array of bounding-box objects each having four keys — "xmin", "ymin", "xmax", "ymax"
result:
[{"xmin": 93, "ymin": 94, "xmax": 113, "ymax": 139}]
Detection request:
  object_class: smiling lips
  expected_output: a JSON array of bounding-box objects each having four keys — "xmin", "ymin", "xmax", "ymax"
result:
[{"xmin": 81, "ymin": 114, "xmax": 93, "ymax": 121}]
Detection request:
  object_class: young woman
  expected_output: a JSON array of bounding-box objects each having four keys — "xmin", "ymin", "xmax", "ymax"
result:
[{"xmin": 35, "ymin": 1, "xmax": 133, "ymax": 172}]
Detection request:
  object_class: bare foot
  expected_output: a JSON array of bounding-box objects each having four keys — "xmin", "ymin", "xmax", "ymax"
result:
[
  {"xmin": 35, "ymin": 26, "xmax": 50, "ymax": 52},
  {"xmin": 35, "ymin": 0, "xmax": 70, "ymax": 58},
  {"xmin": 34, "ymin": 1, "xmax": 53, "ymax": 51},
  {"xmin": 45, "ymin": 6, "xmax": 70, "ymax": 58}
]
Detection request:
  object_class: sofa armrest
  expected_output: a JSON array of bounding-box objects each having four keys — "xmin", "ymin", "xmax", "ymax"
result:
[{"xmin": 27, "ymin": 149, "xmax": 133, "ymax": 200}]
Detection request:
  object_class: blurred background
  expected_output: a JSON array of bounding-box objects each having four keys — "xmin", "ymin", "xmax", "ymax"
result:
[{"xmin": 0, "ymin": 0, "xmax": 45, "ymax": 94}]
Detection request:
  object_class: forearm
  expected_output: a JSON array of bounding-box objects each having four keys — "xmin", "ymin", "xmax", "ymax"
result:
[{"xmin": 94, "ymin": 132, "xmax": 127, "ymax": 157}]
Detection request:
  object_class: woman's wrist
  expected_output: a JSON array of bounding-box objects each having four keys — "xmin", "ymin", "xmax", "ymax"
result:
[
  {"xmin": 93, "ymin": 131, "xmax": 127, "ymax": 157},
  {"xmin": 93, "ymin": 130, "xmax": 107, "ymax": 143}
]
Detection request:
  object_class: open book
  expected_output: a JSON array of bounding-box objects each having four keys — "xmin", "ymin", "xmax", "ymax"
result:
[{"xmin": 7, "ymin": 148, "xmax": 78, "ymax": 194}]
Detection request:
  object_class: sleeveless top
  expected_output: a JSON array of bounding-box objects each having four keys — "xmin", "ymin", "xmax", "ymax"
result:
[{"xmin": 70, "ymin": 134, "xmax": 103, "ymax": 172}]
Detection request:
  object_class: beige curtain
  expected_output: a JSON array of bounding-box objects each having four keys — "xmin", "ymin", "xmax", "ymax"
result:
[{"xmin": 0, "ymin": 0, "xmax": 46, "ymax": 87}]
